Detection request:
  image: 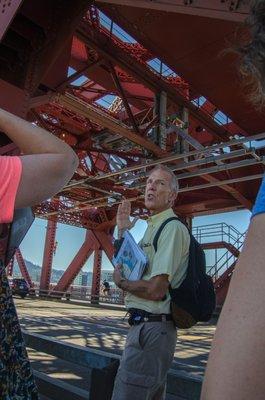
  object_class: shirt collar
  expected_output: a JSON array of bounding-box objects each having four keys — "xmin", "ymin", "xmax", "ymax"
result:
[{"xmin": 147, "ymin": 208, "xmax": 175, "ymax": 226}]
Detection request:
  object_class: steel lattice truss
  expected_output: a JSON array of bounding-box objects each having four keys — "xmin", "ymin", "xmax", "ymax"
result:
[{"xmin": 1, "ymin": 0, "xmax": 264, "ymax": 232}]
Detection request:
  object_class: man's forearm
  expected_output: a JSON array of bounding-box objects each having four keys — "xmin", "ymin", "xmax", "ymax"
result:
[
  {"xmin": 122, "ymin": 279, "xmax": 164, "ymax": 301},
  {"xmin": 123, "ymin": 279, "xmax": 154, "ymax": 300},
  {"xmin": 0, "ymin": 108, "xmax": 76, "ymax": 157}
]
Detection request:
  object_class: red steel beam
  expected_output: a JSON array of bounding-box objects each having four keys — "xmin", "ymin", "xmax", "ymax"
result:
[
  {"xmin": 201, "ymin": 173, "xmax": 252, "ymax": 209},
  {"xmin": 53, "ymin": 230, "xmax": 99, "ymax": 293},
  {"xmin": 55, "ymin": 93, "xmax": 166, "ymax": 156},
  {"xmin": 96, "ymin": 217, "xmax": 116, "ymax": 232},
  {"xmin": 40, "ymin": 220, "xmax": 57, "ymax": 291},
  {"xmin": 15, "ymin": 248, "xmax": 34, "ymax": 288},
  {"xmin": 202, "ymin": 241, "xmax": 240, "ymax": 257},
  {"xmin": 93, "ymin": 230, "xmax": 114, "ymax": 262},
  {"xmin": 56, "ymin": 59, "xmax": 103, "ymax": 91},
  {"xmin": 0, "ymin": 0, "xmax": 23, "ymax": 41},
  {"xmin": 24, "ymin": 0, "xmax": 91, "ymax": 94},
  {"xmin": 109, "ymin": 62, "xmax": 140, "ymax": 133},
  {"xmin": 76, "ymin": 22, "xmax": 232, "ymax": 141},
  {"xmin": 96, "ymin": 0, "xmax": 250, "ymax": 22},
  {"xmin": 174, "ymin": 198, "xmax": 238, "ymax": 216}
]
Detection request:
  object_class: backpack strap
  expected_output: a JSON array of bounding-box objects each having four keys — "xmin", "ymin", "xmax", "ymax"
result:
[{"xmin": 153, "ymin": 217, "xmax": 181, "ymax": 253}]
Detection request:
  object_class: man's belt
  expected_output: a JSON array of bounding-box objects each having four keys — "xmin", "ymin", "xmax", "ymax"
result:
[{"xmin": 128, "ymin": 308, "xmax": 173, "ymax": 326}]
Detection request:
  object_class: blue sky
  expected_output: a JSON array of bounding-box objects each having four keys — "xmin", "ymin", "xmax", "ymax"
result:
[{"xmin": 20, "ymin": 209, "xmax": 251, "ymax": 272}]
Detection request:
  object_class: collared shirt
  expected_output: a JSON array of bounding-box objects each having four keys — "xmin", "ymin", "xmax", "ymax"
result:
[
  {"xmin": 0, "ymin": 156, "xmax": 22, "ymax": 223},
  {"xmin": 125, "ymin": 208, "xmax": 190, "ymax": 314}
]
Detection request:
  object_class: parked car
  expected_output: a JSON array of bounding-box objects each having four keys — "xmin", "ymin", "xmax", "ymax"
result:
[{"xmin": 8, "ymin": 277, "xmax": 30, "ymax": 298}]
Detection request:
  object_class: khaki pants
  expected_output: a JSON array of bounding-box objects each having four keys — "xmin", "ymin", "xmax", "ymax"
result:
[{"xmin": 112, "ymin": 320, "xmax": 177, "ymax": 400}]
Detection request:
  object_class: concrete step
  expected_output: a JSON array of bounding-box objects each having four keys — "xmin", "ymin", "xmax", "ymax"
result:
[
  {"xmin": 35, "ymin": 367, "xmax": 186, "ymax": 400},
  {"xmin": 34, "ymin": 370, "xmax": 89, "ymax": 400},
  {"xmin": 25, "ymin": 331, "xmax": 202, "ymax": 400}
]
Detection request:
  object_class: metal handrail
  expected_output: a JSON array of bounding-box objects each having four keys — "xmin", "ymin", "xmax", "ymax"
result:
[
  {"xmin": 30, "ymin": 287, "xmax": 125, "ymax": 305},
  {"xmin": 207, "ymin": 231, "xmax": 246, "ymax": 278},
  {"xmin": 193, "ymin": 222, "xmax": 244, "ymax": 245},
  {"xmin": 193, "ymin": 222, "xmax": 242, "ymax": 237},
  {"xmin": 192, "ymin": 222, "xmax": 246, "ymax": 279}
]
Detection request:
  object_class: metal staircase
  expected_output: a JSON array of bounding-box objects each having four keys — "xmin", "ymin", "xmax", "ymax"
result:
[{"xmin": 193, "ymin": 223, "xmax": 246, "ymax": 307}]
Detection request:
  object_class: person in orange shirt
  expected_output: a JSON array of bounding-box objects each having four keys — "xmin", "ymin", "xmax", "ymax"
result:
[
  {"xmin": 201, "ymin": 2, "xmax": 265, "ymax": 399},
  {"xmin": 0, "ymin": 107, "xmax": 78, "ymax": 399}
]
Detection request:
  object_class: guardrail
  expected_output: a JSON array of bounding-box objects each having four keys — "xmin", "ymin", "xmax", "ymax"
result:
[
  {"xmin": 193, "ymin": 222, "xmax": 244, "ymax": 245},
  {"xmin": 29, "ymin": 287, "xmax": 125, "ymax": 306}
]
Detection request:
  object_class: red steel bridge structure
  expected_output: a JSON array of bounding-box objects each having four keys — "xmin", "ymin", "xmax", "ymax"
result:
[{"xmin": 1, "ymin": 0, "xmax": 264, "ymax": 306}]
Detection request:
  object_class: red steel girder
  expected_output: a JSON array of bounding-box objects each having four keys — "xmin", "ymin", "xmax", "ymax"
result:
[
  {"xmin": 99, "ymin": 3, "xmax": 265, "ymax": 134},
  {"xmin": 40, "ymin": 220, "xmax": 57, "ymax": 291},
  {"xmin": 0, "ymin": 0, "xmax": 23, "ymax": 41},
  {"xmin": 34, "ymin": 103, "xmax": 92, "ymax": 136},
  {"xmin": 109, "ymin": 62, "xmax": 140, "ymax": 133},
  {"xmin": 55, "ymin": 93, "xmax": 165, "ymax": 156},
  {"xmin": 201, "ymin": 174, "xmax": 252, "ymax": 209},
  {"xmin": 53, "ymin": 230, "xmax": 99, "ymax": 293},
  {"xmin": 24, "ymin": 0, "xmax": 91, "ymax": 94},
  {"xmin": 202, "ymin": 241, "xmax": 240, "ymax": 257},
  {"xmin": 93, "ymin": 230, "xmax": 114, "ymax": 262},
  {"xmin": 56, "ymin": 59, "xmax": 103, "ymax": 91},
  {"xmin": 76, "ymin": 20, "xmax": 233, "ymax": 141},
  {"xmin": 70, "ymin": 39, "xmax": 155, "ymax": 111},
  {"xmin": 174, "ymin": 198, "xmax": 239, "ymax": 216},
  {"xmin": 96, "ymin": 216, "xmax": 116, "ymax": 232},
  {"xmin": 15, "ymin": 248, "xmax": 34, "ymax": 288},
  {"xmin": 91, "ymin": 151, "xmax": 110, "ymax": 173},
  {"xmin": 96, "ymin": 0, "xmax": 250, "ymax": 22},
  {"xmin": 122, "ymin": 42, "xmax": 152, "ymax": 62}
]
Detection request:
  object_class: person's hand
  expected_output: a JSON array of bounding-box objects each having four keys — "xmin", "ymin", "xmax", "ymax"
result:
[
  {"xmin": 116, "ymin": 200, "xmax": 138, "ymax": 231},
  {"xmin": 113, "ymin": 264, "xmax": 123, "ymax": 288},
  {"xmin": 113, "ymin": 265, "xmax": 129, "ymax": 291}
]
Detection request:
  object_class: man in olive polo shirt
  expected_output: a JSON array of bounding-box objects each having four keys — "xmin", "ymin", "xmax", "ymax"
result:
[{"xmin": 112, "ymin": 164, "xmax": 190, "ymax": 400}]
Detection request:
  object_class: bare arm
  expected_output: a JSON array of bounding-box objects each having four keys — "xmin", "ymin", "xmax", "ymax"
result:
[
  {"xmin": 113, "ymin": 266, "xmax": 169, "ymax": 301},
  {"xmin": 116, "ymin": 200, "xmax": 138, "ymax": 238},
  {"xmin": 201, "ymin": 215, "xmax": 265, "ymax": 400},
  {"xmin": 0, "ymin": 108, "xmax": 79, "ymax": 207}
]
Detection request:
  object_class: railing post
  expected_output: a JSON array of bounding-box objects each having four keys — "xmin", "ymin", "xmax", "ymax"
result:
[{"xmin": 215, "ymin": 249, "xmax": 217, "ymax": 279}]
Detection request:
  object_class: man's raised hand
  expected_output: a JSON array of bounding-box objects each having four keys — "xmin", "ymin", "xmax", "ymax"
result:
[{"xmin": 116, "ymin": 200, "xmax": 138, "ymax": 235}]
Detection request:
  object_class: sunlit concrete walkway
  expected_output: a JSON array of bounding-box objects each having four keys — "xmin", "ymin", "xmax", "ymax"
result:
[
  {"xmin": 16, "ymin": 297, "xmax": 215, "ymax": 377},
  {"xmin": 15, "ymin": 297, "xmax": 215, "ymax": 399}
]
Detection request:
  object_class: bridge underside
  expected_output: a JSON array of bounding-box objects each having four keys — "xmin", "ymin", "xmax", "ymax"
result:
[{"xmin": 0, "ymin": 0, "xmax": 261, "ymax": 293}]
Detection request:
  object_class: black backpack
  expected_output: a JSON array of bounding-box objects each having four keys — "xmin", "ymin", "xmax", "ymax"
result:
[{"xmin": 153, "ymin": 217, "xmax": 216, "ymax": 329}]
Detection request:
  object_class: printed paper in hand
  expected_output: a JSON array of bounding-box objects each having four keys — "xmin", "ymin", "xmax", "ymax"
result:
[{"xmin": 112, "ymin": 230, "xmax": 148, "ymax": 281}]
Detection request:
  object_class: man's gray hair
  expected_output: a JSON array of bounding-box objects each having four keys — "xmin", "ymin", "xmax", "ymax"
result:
[{"xmin": 148, "ymin": 164, "xmax": 179, "ymax": 192}]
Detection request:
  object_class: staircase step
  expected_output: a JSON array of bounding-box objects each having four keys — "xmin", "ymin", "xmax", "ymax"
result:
[{"xmin": 201, "ymin": 241, "xmax": 239, "ymax": 257}]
